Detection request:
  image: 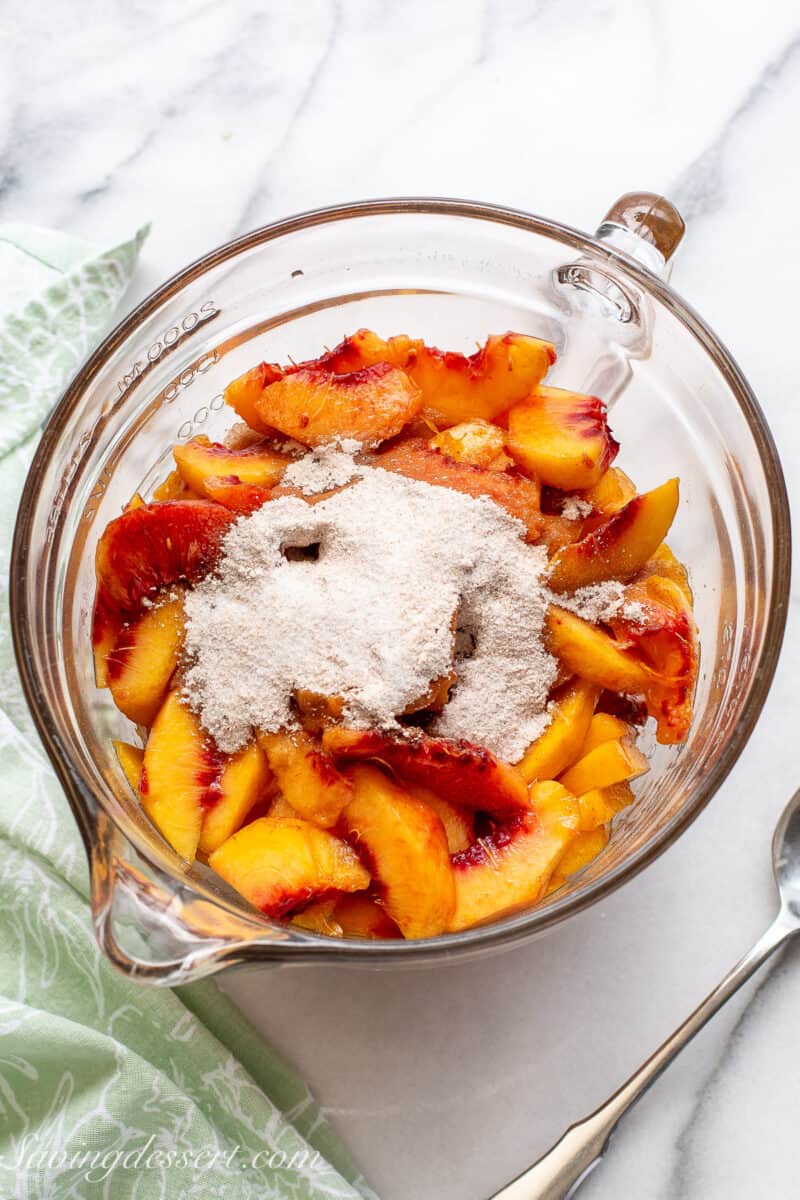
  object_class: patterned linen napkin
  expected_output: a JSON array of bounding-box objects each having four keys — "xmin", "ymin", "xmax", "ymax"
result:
[{"xmin": 0, "ymin": 226, "xmax": 375, "ymax": 1200}]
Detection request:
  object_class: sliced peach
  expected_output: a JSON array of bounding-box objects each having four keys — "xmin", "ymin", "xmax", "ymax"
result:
[
  {"xmin": 173, "ymin": 434, "xmax": 291, "ymax": 497},
  {"xmin": 516, "ymin": 678, "xmax": 599, "ymax": 784},
  {"xmin": 407, "ymin": 785, "xmax": 475, "ymax": 853},
  {"xmin": 257, "ymin": 730, "xmax": 353, "ymax": 828},
  {"xmin": 582, "ymin": 466, "xmax": 636, "ymax": 514},
  {"xmin": 545, "ymin": 608, "xmax": 653, "ymax": 695},
  {"xmin": 105, "ymin": 594, "xmax": 185, "ymax": 726},
  {"xmin": 224, "ymin": 361, "xmax": 284, "ymax": 433},
  {"xmin": 448, "ymin": 781, "xmax": 579, "ymax": 931},
  {"xmin": 209, "ymin": 816, "xmax": 369, "ymax": 917},
  {"xmin": 92, "ymin": 592, "xmax": 121, "ymax": 688},
  {"xmin": 575, "ymin": 712, "xmax": 630, "ymax": 758},
  {"xmin": 334, "ymin": 893, "xmax": 402, "ymax": 939},
  {"xmin": 292, "ymin": 689, "xmax": 345, "ymax": 734},
  {"xmin": 141, "ymin": 691, "xmax": 221, "ymax": 861},
  {"xmin": 314, "ymin": 329, "xmax": 556, "ymax": 424},
  {"xmin": 553, "ymin": 825, "xmax": 610, "ymax": 881},
  {"xmin": 374, "ymin": 438, "xmax": 542, "ymax": 540},
  {"xmin": 638, "ymin": 541, "xmax": 693, "ymax": 605},
  {"xmin": 291, "ymin": 899, "xmax": 343, "ymax": 937},
  {"xmin": 152, "ymin": 468, "xmax": 198, "ymax": 502},
  {"xmin": 269, "ymin": 793, "xmax": 299, "ymax": 819},
  {"xmin": 610, "ymin": 574, "xmax": 698, "ymax": 744},
  {"xmin": 429, "ymin": 420, "xmax": 512, "ymax": 471},
  {"xmin": 577, "ymin": 781, "xmax": 634, "ymax": 831},
  {"xmin": 125, "ymin": 492, "xmax": 146, "ymax": 511},
  {"xmin": 255, "ymin": 363, "xmax": 422, "ymax": 448},
  {"xmin": 548, "ymin": 479, "xmax": 679, "ymax": 592},
  {"xmin": 198, "ymin": 741, "xmax": 275, "ymax": 855},
  {"xmin": 403, "ymin": 671, "xmax": 456, "ymax": 716},
  {"xmin": 95, "ymin": 500, "xmax": 235, "ymax": 617},
  {"xmin": 203, "ymin": 477, "xmax": 272, "ymax": 514},
  {"xmin": 265, "ymin": 482, "xmax": 351, "ymax": 508},
  {"xmin": 506, "ymin": 386, "xmax": 618, "ymax": 490},
  {"xmin": 323, "ymin": 726, "xmax": 530, "ymax": 813},
  {"xmin": 113, "ymin": 740, "xmax": 143, "ymax": 794},
  {"xmin": 395, "ymin": 330, "xmax": 556, "ymax": 425},
  {"xmin": 340, "ymin": 766, "xmax": 455, "ymax": 938},
  {"xmin": 559, "ymin": 734, "xmax": 648, "ymax": 795},
  {"xmin": 536, "ymin": 513, "xmax": 585, "ymax": 555},
  {"xmin": 596, "ymin": 690, "xmax": 648, "ymax": 726}
]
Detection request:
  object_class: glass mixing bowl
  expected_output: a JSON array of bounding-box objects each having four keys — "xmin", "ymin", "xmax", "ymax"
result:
[{"xmin": 11, "ymin": 195, "xmax": 790, "ymax": 984}]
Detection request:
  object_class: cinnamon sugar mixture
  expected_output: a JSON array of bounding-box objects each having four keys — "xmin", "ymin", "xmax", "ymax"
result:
[{"xmin": 183, "ymin": 446, "xmax": 628, "ymax": 760}]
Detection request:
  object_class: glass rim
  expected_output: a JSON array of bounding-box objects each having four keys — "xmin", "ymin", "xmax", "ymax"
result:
[{"xmin": 10, "ymin": 195, "xmax": 792, "ymax": 964}]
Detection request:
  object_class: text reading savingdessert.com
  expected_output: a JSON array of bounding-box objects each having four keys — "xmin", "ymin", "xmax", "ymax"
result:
[{"xmin": 2, "ymin": 1136, "xmax": 326, "ymax": 1184}]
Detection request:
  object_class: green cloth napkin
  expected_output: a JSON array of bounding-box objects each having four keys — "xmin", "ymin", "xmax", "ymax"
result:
[{"xmin": 0, "ymin": 227, "xmax": 376, "ymax": 1200}]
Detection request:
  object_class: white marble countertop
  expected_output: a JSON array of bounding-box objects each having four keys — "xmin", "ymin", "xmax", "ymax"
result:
[{"xmin": 4, "ymin": 2, "xmax": 800, "ymax": 1197}]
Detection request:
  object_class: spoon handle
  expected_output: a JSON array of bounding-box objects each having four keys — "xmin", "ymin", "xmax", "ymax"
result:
[{"xmin": 488, "ymin": 914, "xmax": 792, "ymax": 1200}]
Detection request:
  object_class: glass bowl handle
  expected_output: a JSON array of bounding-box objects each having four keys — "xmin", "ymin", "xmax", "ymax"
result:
[
  {"xmin": 594, "ymin": 191, "xmax": 686, "ymax": 279},
  {"xmin": 551, "ymin": 190, "xmax": 686, "ymax": 399},
  {"xmin": 89, "ymin": 810, "xmax": 292, "ymax": 984}
]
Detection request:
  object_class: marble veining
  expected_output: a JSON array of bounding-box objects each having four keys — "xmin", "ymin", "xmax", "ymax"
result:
[{"xmin": 3, "ymin": 2, "xmax": 800, "ymax": 1197}]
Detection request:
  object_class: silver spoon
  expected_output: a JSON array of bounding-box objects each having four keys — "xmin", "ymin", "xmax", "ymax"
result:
[{"xmin": 488, "ymin": 786, "xmax": 800, "ymax": 1200}]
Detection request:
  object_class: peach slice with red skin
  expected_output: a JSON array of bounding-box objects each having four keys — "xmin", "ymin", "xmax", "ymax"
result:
[
  {"xmin": 95, "ymin": 499, "xmax": 236, "ymax": 618},
  {"xmin": 224, "ymin": 361, "xmax": 284, "ymax": 433},
  {"xmin": 203, "ymin": 477, "xmax": 272, "ymax": 515},
  {"xmin": 448, "ymin": 781, "xmax": 579, "ymax": 931},
  {"xmin": 506, "ymin": 385, "xmax": 619, "ymax": 490},
  {"xmin": 227, "ymin": 331, "xmax": 556, "ymax": 431},
  {"xmin": 173, "ymin": 434, "xmax": 291, "ymax": 497},
  {"xmin": 255, "ymin": 363, "xmax": 422, "ymax": 448},
  {"xmin": 105, "ymin": 593, "xmax": 186, "ymax": 726},
  {"xmin": 313, "ymin": 329, "xmax": 557, "ymax": 425},
  {"xmin": 548, "ymin": 479, "xmax": 679, "ymax": 592},
  {"xmin": 322, "ymin": 726, "xmax": 530, "ymax": 814},
  {"xmin": 340, "ymin": 766, "xmax": 455, "ymax": 938},
  {"xmin": 198, "ymin": 741, "xmax": 276, "ymax": 855},
  {"xmin": 374, "ymin": 438, "xmax": 543, "ymax": 541},
  {"xmin": 141, "ymin": 691, "xmax": 222, "ymax": 861},
  {"xmin": 209, "ymin": 816, "xmax": 369, "ymax": 918},
  {"xmin": 257, "ymin": 729, "xmax": 353, "ymax": 828},
  {"xmin": 610, "ymin": 574, "xmax": 698, "ymax": 744}
]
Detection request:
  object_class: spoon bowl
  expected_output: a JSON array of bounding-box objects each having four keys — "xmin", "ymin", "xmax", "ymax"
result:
[{"xmin": 773, "ymin": 787, "xmax": 800, "ymax": 922}]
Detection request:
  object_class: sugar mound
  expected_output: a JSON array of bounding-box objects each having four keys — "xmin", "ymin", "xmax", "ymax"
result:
[{"xmin": 183, "ymin": 444, "xmax": 634, "ymax": 760}]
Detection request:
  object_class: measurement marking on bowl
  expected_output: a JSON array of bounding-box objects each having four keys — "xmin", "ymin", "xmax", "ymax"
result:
[
  {"xmin": 154, "ymin": 349, "xmax": 219, "ymax": 408},
  {"xmin": 177, "ymin": 393, "xmax": 226, "ymax": 440},
  {"xmin": 115, "ymin": 301, "xmax": 220, "ymax": 398},
  {"xmin": 47, "ymin": 428, "xmax": 95, "ymax": 542},
  {"xmin": 82, "ymin": 462, "xmax": 114, "ymax": 525}
]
